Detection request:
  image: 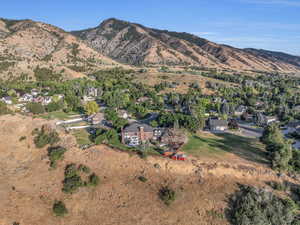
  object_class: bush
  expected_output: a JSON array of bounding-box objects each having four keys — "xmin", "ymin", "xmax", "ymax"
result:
[
  {"xmin": 138, "ymin": 176, "xmax": 147, "ymax": 182},
  {"xmin": 19, "ymin": 136, "xmax": 26, "ymax": 141},
  {"xmin": 229, "ymin": 185, "xmax": 299, "ymax": 225},
  {"xmin": 78, "ymin": 164, "xmax": 91, "ymax": 174},
  {"xmin": 47, "ymin": 146, "xmax": 67, "ymax": 168},
  {"xmin": 159, "ymin": 186, "xmax": 176, "ymax": 206},
  {"xmin": 0, "ymin": 102, "xmax": 11, "ymax": 115},
  {"xmin": 62, "ymin": 173, "xmax": 84, "ymax": 193},
  {"xmin": 26, "ymin": 102, "xmax": 45, "ymax": 114},
  {"xmin": 87, "ymin": 173, "xmax": 100, "ymax": 187},
  {"xmin": 64, "ymin": 163, "xmax": 78, "ymax": 178},
  {"xmin": 53, "ymin": 200, "xmax": 68, "ymax": 217}
]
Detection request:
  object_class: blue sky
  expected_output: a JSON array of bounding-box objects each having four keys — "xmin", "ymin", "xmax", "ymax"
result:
[{"xmin": 1, "ymin": 0, "xmax": 299, "ymax": 55}]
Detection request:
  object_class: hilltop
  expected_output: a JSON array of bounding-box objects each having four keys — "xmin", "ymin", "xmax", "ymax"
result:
[
  {"xmin": 0, "ymin": 114, "xmax": 297, "ymax": 225},
  {"xmin": 72, "ymin": 18, "xmax": 300, "ymax": 73}
]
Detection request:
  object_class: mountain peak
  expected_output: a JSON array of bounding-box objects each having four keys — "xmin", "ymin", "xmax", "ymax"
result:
[{"xmin": 43, "ymin": 18, "xmax": 299, "ymax": 73}]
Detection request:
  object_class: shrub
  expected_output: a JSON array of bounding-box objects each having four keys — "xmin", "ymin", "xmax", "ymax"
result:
[
  {"xmin": 47, "ymin": 146, "xmax": 67, "ymax": 168},
  {"xmin": 138, "ymin": 176, "xmax": 147, "ymax": 182},
  {"xmin": 64, "ymin": 163, "xmax": 78, "ymax": 178},
  {"xmin": 78, "ymin": 164, "xmax": 91, "ymax": 174},
  {"xmin": 0, "ymin": 102, "xmax": 11, "ymax": 115},
  {"xmin": 19, "ymin": 136, "xmax": 26, "ymax": 141},
  {"xmin": 53, "ymin": 200, "xmax": 68, "ymax": 217},
  {"xmin": 62, "ymin": 173, "xmax": 84, "ymax": 193},
  {"xmin": 159, "ymin": 186, "xmax": 176, "ymax": 206},
  {"xmin": 87, "ymin": 173, "xmax": 100, "ymax": 187}
]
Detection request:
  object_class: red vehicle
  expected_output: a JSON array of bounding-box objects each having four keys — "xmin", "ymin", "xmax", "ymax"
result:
[{"xmin": 171, "ymin": 152, "xmax": 186, "ymax": 161}]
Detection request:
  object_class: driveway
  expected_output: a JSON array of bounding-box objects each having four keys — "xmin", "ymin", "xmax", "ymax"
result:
[{"xmin": 238, "ymin": 123, "xmax": 263, "ymax": 138}]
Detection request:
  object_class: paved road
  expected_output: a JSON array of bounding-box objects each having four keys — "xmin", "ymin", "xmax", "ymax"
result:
[{"xmin": 238, "ymin": 123, "xmax": 263, "ymax": 138}]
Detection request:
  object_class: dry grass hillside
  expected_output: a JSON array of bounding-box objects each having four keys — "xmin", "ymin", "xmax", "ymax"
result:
[
  {"xmin": 0, "ymin": 18, "xmax": 127, "ymax": 80},
  {"xmin": 72, "ymin": 18, "xmax": 300, "ymax": 73},
  {"xmin": 0, "ymin": 114, "xmax": 298, "ymax": 225}
]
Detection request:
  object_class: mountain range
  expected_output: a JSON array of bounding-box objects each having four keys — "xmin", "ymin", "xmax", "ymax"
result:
[{"xmin": 0, "ymin": 17, "xmax": 300, "ymax": 80}]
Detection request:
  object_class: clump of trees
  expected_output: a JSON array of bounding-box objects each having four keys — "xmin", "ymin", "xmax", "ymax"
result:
[
  {"xmin": 84, "ymin": 101, "xmax": 99, "ymax": 115},
  {"xmin": 33, "ymin": 125, "xmax": 60, "ymax": 148},
  {"xmin": 229, "ymin": 185, "xmax": 299, "ymax": 225},
  {"xmin": 53, "ymin": 200, "xmax": 68, "ymax": 217},
  {"xmin": 62, "ymin": 163, "xmax": 100, "ymax": 194},
  {"xmin": 261, "ymin": 124, "xmax": 300, "ymax": 172},
  {"xmin": 47, "ymin": 146, "xmax": 67, "ymax": 168}
]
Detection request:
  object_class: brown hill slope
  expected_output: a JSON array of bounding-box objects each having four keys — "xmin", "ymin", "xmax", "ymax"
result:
[
  {"xmin": 0, "ymin": 18, "xmax": 123, "ymax": 80},
  {"xmin": 72, "ymin": 18, "xmax": 300, "ymax": 73},
  {"xmin": 1, "ymin": 114, "xmax": 298, "ymax": 225}
]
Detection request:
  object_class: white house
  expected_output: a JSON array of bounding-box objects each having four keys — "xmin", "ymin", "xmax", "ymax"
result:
[
  {"xmin": 42, "ymin": 96, "xmax": 52, "ymax": 105},
  {"xmin": 19, "ymin": 93, "xmax": 33, "ymax": 102},
  {"xmin": 31, "ymin": 89, "xmax": 39, "ymax": 96},
  {"xmin": 1, "ymin": 96, "xmax": 13, "ymax": 105}
]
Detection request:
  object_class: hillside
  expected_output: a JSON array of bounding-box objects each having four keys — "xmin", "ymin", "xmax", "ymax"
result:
[
  {"xmin": 0, "ymin": 18, "xmax": 123, "ymax": 80},
  {"xmin": 1, "ymin": 114, "xmax": 299, "ymax": 225},
  {"xmin": 72, "ymin": 18, "xmax": 300, "ymax": 73}
]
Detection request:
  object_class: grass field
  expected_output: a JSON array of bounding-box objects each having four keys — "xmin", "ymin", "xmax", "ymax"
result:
[
  {"xmin": 182, "ymin": 132, "xmax": 268, "ymax": 164},
  {"xmin": 39, "ymin": 111, "xmax": 78, "ymax": 120},
  {"xmin": 71, "ymin": 129, "xmax": 92, "ymax": 146}
]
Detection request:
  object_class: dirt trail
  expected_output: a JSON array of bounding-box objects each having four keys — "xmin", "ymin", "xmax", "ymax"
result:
[{"xmin": 0, "ymin": 115, "xmax": 298, "ymax": 225}]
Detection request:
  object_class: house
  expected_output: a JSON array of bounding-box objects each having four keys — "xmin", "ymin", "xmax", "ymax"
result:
[
  {"xmin": 42, "ymin": 96, "xmax": 52, "ymax": 105},
  {"xmin": 33, "ymin": 96, "xmax": 44, "ymax": 104},
  {"xmin": 208, "ymin": 119, "xmax": 228, "ymax": 131},
  {"xmin": 1, "ymin": 96, "xmax": 13, "ymax": 104},
  {"xmin": 235, "ymin": 105, "xmax": 247, "ymax": 116},
  {"xmin": 90, "ymin": 112, "xmax": 105, "ymax": 125},
  {"xmin": 121, "ymin": 123, "xmax": 164, "ymax": 146},
  {"xmin": 19, "ymin": 93, "xmax": 33, "ymax": 102},
  {"xmin": 265, "ymin": 116, "xmax": 277, "ymax": 125},
  {"xmin": 254, "ymin": 112, "xmax": 277, "ymax": 126},
  {"xmin": 241, "ymin": 112, "xmax": 253, "ymax": 122},
  {"xmin": 85, "ymin": 87, "xmax": 102, "ymax": 97},
  {"xmin": 83, "ymin": 95, "xmax": 95, "ymax": 102},
  {"xmin": 293, "ymin": 105, "xmax": 300, "ymax": 113},
  {"xmin": 137, "ymin": 96, "xmax": 150, "ymax": 103},
  {"xmin": 118, "ymin": 110, "xmax": 130, "ymax": 119},
  {"xmin": 31, "ymin": 89, "xmax": 39, "ymax": 96}
]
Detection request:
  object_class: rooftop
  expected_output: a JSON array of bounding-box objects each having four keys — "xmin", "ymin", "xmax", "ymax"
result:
[{"xmin": 123, "ymin": 122, "xmax": 154, "ymax": 132}]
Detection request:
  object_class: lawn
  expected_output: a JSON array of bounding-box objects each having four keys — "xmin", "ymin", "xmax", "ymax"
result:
[
  {"xmin": 40, "ymin": 111, "xmax": 79, "ymax": 120},
  {"xmin": 71, "ymin": 129, "xmax": 92, "ymax": 146},
  {"xmin": 182, "ymin": 132, "xmax": 268, "ymax": 164}
]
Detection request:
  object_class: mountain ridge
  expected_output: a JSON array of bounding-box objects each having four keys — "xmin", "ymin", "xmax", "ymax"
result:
[
  {"xmin": 0, "ymin": 18, "xmax": 124, "ymax": 80},
  {"xmin": 72, "ymin": 18, "xmax": 300, "ymax": 73}
]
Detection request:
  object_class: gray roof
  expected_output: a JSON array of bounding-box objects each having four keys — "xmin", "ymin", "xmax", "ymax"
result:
[
  {"xmin": 235, "ymin": 105, "xmax": 246, "ymax": 113},
  {"xmin": 209, "ymin": 119, "xmax": 228, "ymax": 127},
  {"xmin": 123, "ymin": 123, "xmax": 154, "ymax": 132}
]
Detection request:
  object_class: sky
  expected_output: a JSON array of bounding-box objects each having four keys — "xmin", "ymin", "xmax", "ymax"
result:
[{"xmin": 1, "ymin": 0, "xmax": 300, "ymax": 55}]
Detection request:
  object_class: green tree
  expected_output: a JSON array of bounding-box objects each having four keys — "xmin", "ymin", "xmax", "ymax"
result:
[
  {"xmin": 84, "ymin": 101, "xmax": 99, "ymax": 115},
  {"xmin": 53, "ymin": 201, "xmax": 68, "ymax": 217}
]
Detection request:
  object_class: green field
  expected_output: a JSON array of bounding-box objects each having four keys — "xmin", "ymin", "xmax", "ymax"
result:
[
  {"xmin": 72, "ymin": 129, "xmax": 92, "ymax": 146},
  {"xmin": 182, "ymin": 133, "xmax": 268, "ymax": 164},
  {"xmin": 40, "ymin": 111, "xmax": 79, "ymax": 120}
]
